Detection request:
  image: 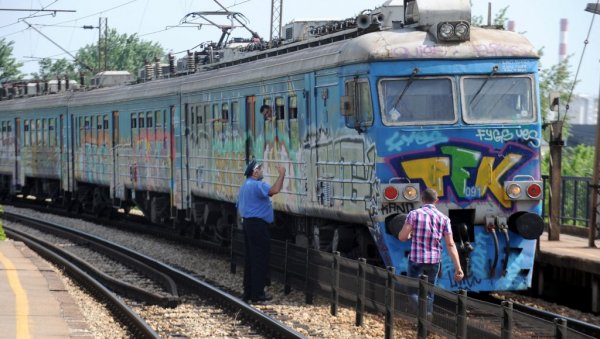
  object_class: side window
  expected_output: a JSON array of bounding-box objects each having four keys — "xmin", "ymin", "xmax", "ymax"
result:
[
  {"xmin": 24, "ymin": 120, "xmax": 29, "ymax": 146},
  {"xmin": 41, "ymin": 119, "xmax": 46, "ymax": 146},
  {"xmin": 231, "ymin": 101, "xmax": 239, "ymax": 133},
  {"xmin": 103, "ymin": 115, "xmax": 109, "ymax": 146},
  {"xmin": 131, "ymin": 113, "xmax": 137, "ymax": 146},
  {"xmin": 146, "ymin": 111, "xmax": 153, "ymax": 128},
  {"xmin": 275, "ymin": 96, "xmax": 285, "ymax": 120},
  {"xmin": 49, "ymin": 119, "xmax": 55, "ymax": 146},
  {"xmin": 343, "ymin": 79, "xmax": 373, "ymax": 129},
  {"xmin": 138, "ymin": 112, "xmax": 145, "ymax": 129},
  {"xmin": 221, "ymin": 102, "xmax": 229, "ymax": 122},
  {"xmin": 289, "ymin": 95, "xmax": 298, "ymax": 119}
]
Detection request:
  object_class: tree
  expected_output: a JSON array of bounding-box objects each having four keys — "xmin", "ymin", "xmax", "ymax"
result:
[
  {"xmin": 0, "ymin": 38, "xmax": 23, "ymax": 82},
  {"xmin": 75, "ymin": 29, "xmax": 164, "ymax": 78},
  {"xmin": 30, "ymin": 57, "xmax": 78, "ymax": 81},
  {"xmin": 471, "ymin": 6, "xmax": 508, "ymax": 27}
]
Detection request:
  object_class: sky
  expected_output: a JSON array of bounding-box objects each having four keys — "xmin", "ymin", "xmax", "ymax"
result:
[{"xmin": 0, "ymin": 0, "xmax": 598, "ymax": 96}]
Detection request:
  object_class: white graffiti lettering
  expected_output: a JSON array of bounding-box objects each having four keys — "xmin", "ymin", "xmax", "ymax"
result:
[
  {"xmin": 475, "ymin": 128, "xmax": 540, "ymax": 148},
  {"xmin": 386, "ymin": 131, "xmax": 448, "ymax": 152}
]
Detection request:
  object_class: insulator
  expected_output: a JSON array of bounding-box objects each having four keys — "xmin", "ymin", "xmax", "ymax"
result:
[
  {"xmin": 155, "ymin": 58, "xmax": 162, "ymax": 79},
  {"xmin": 168, "ymin": 53, "xmax": 175, "ymax": 75},
  {"xmin": 65, "ymin": 75, "xmax": 70, "ymax": 90},
  {"xmin": 187, "ymin": 51, "xmax": 195, "ymax": 73},
  {"xmin": 145, "ymin": 62, "xmax": 153, "ymax": 81}
]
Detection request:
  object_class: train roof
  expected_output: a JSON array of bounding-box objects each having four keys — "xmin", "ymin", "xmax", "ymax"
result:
[{"xmin": 0, "ymin": 0, "xmax": 538, "ymax": 112}]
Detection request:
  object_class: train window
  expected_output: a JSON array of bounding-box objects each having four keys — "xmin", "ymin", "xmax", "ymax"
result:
[
  {"xmin": 24, "ymin": 120, "xmax": 29, "ymax": 146},
  {"xmin": 289, "ymin": 95, "xmax": 298, "ymax": 119},
  {"xmin": 275, "ymin": 97, "xmax": 285, "ymax": 120},
  {"xmin": 131, "ymin": 113, "xmax": 137, "ymax": 129},
  {"xmin": 49, "ymin": 119, "xmax": 55, "ymax": 146},
  {"xmin": 41, "ymin": 119, "xmax": 46, "ymax": 146},
  {"xmin": 7, "ymin": 121, "xmax": 11, "ymax": 132},
  {"xmin": 36, "ymin": 119, "xmax": 42, "ymax": 146},
  {"xmin": 231, "ymin": 101, "xmax": 239, "ymax": 125},
  {"xmin": 138, "ymin": 113, "xmax": 145, "ymax": 128},
  {"xmin": 146, "ymin": 111, "xmax": 153, "ymax": 128},
  {"xmin": 221, "ymin": 103, "xmax": 229, "ymax": 122},
  {"xmin": 155, "ymin": 110, "xmax": 162, "ymax": 128},
  {"xmin": 103, "ymin": 115, "xmax": 109, "ymax": 129},
  {"xmin": 196, "ymin": 106, "xmax": 203, "ymax": 125},
  {"xmin": 462, "ymin": 76, "xmax": 535, "ymax": 124},
  {"xmin": 379, "ymin": 77, "xmax": 455, "ymax": 125}
]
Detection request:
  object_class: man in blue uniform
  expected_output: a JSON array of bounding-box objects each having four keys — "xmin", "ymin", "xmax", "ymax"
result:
[{"xmin": 237, "ymin": 160, "xmax": 285, "ymax": 303}]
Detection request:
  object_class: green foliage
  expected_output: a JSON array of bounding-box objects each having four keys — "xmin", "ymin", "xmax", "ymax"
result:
[
  {"xmin": 75, "ymin": 29, "xmax": 165, "ymax": 79},
  {"xmin": 539, "ymin": 55, "xmax": 575, "ymax": 124},
  {"xmin": 471, "ymin": 5, "xmax": 509, "ymax": 27},
  {"xmin": 0, "ymin": 38, "xmax": 23, "ymax": 82},
  {"xmin": 30, "ymin": 58, "xmax": 79, "ymax": 81},
  {"xmin": 541, "ymin": 144, "xmax": 594, "ymax": 177}
]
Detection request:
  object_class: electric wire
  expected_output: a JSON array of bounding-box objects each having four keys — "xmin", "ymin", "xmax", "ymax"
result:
[{"xmin": 560, "ymin": 0, "xmax": 599, "ymax": 131}]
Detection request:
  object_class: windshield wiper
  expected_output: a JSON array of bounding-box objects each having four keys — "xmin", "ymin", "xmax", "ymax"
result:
[
  {"xmin": 469, "ymin": 65, "xmax": 498, "ymax": 106},
  {"xmin": 392, "ymin": 68, "xmax": 419, "ymax": 109}
]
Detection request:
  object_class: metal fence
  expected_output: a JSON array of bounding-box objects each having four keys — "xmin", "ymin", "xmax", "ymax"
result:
[
  {"xmin": 542, "ymin": 175, "xmax": 592, "ymax": 227},
  {"xmin": 230, "ymin": 229, "xmax": 594, "ymax": 339}
]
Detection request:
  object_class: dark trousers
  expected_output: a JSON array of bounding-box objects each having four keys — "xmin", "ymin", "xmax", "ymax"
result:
[
  {"xmin": 242, "ymin": 218, "xmax": 271, "ymax": 299},
  {"xmin": 408, "ymin": 261, "xmax": 440, "ymax": 314}
]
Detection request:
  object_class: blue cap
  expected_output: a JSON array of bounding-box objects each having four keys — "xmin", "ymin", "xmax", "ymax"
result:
[{"xmin": 244, "ymin": 161, "xmax": 262, "ymax": 177}]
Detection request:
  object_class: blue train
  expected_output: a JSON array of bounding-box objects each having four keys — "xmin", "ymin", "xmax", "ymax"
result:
[{"xmin": 0, "ymin": 0, "xmax": 544, "ymax": 292}]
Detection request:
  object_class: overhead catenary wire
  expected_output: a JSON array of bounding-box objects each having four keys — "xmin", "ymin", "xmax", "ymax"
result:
[{"xmin": 560, "ymin": 0, "xmax": 599, "ymax": 131}]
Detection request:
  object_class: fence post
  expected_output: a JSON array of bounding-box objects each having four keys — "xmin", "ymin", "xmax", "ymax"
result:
[
  {"xmin": 304, "ymin": 246, "xmax": 313, "ymax": 304},
  {"xmin": 501, "ymin": 301, "xmax": 513, "ymax": 339},
  {"xmin": 456, "ymin": 290, "xmax": 467, "ymax": 339},
  {"xmin": 283, "ymin": 240, "xmax": 291, "ymax": 294},
  {"xmin": 355, "ymin": 258, "xmax": 366, "ymax": 326},
  {"xmin": 417, "ymin": 274, "xmax": 428, "ymax": 339},
  {"xmin": 331, "ymin": 251, "xmax": 340, "ymax": 316},
  {"xmin": 230, "ymin": 224, "xmax": 236, "ymax": 274},
  {"xmin": 384, "ymin": 266, "xmax": 395, "ymax": 339},
  {"xmin": 554, "ymin": 318, "xmax": 567, "ymax": 339}
]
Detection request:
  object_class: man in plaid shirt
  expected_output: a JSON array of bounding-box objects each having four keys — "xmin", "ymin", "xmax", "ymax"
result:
[{"xmin": 398, "ymin": 188, "xmax": 464, "ymax": 314}]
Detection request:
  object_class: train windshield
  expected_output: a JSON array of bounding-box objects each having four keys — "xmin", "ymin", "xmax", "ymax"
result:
[
  {"xmin": 378, "ymin": 77, "xmax": 456, "ymax": 126},
  {"xmin": 462, "ymin": 76, "xmax": 535, "ymax": 124}
]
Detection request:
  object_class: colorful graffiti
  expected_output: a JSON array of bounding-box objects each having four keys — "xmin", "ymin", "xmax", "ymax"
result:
[{"xmin": 387, "ymin": 141, "xmax": 537, "ymax": 209}]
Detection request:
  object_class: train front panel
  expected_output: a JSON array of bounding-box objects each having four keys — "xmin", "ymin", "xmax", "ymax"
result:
[{"xmin": 370, "ymin": 58, "xmax": 544, "ymax": 292}]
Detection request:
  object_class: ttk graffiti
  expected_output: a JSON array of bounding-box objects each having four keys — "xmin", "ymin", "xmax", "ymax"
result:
[{"xmin": 386, "ymin": 141, "xmax": 537, "ymax": 208}]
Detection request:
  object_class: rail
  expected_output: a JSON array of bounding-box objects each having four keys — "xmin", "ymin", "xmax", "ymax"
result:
[{"xmin": 231, "ymin": 228, "xmax": 600, "ymax": 339}]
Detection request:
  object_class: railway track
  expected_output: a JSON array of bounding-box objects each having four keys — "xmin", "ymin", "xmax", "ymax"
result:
[
  {"xmin": 1, "ymin": 211, "xmax": 305, "ymax": 339},
  {"xmin": 3, "ymin": 202, "xmax": 600, "ymax": 338}
]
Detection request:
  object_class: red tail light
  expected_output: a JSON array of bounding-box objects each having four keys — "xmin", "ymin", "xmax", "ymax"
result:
[
  {"xmin": 527, "ymin": 183, "xmax": 542, "ymax": 198},
  {"xmin": 384, "ymin": 186, "xmax": 399, "ymax": 201}
]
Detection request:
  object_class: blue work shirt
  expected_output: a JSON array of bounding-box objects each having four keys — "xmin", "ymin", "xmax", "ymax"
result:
[{"xmin": 237, "ymin": 178, "xmax": 274, "ymax": 223}]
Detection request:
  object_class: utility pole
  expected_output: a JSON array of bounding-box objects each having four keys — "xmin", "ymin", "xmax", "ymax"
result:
[
  {"xmin": 269, "ymin": 0, "xmax": 283, "ymax": 46},
  {"xmin": 97, "ymin": 17, "xmax": 108, "ymax": 72},
  {"xmin": 585, "ymin": 2, "xmax": 599, "ymax": 248},
  {"xmin": 548, "ymin": 95, "xmax": 563, "ymax": 241}
]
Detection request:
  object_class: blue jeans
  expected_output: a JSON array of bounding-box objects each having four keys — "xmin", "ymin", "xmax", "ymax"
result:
[{"xmin": 408, "ymin": 261, "xmax": 440, "ymax": 314}]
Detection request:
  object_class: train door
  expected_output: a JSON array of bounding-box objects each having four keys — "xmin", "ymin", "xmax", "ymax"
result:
[
  {"xmin": 305, "ymin": 73, "xmax": 319, "ymax": 203},
  {"xmin": 168, "ymin": 104, "xmax": 181, "ymax": 217},
  {"xmin": 111, "ymin": 111, "xmax": 119, "ymax": 200},
  {"xmin": 183, "ymin": 103, "xmax": 191, "ymax": 219},
  {"xmin": 13, "ymin": 117, "xmax": 20, "ymax": 193},
  {"xmin": 59, "ymin": 114, "xmax": 68, "ymax": 195},
  {"xmin": 245, "ymin": 96, "xmax": 256, "ymax": 162}
]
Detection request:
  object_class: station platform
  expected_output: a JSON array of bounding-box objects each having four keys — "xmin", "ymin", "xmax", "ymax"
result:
[
  {"xmin": 536, "ymin": 232, "xmax": 600, "ymax": 312},
  {"xmin": 0, "ymin": 240, "xmax": 91, "ymax": 338}
]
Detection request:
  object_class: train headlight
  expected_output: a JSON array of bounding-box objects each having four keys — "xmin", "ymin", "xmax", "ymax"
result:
[
  {"xmin": 438, "ymin": 23, "xmax": 454, "ymax": 39},
  {"xmin": 506, "ymin": 183, "xmax": 522, "ymax": 199},
  {"xmin": 454, "ymin": 22, "xmax": 469, "ymax": 39},
  {"xmin": 384, "ymin": 186, "xmax": 399, "ymax": 201},
  {"xmin": 436, "ymin": 21, "xmax": 470, "ymax": 42},
  {"xmin": 527, "ymin": 183, "xmax": 542, "ymax": 199},
  {"xmin": 403, "ymin": 186, "xmax": 418, "ymax": 201}
]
